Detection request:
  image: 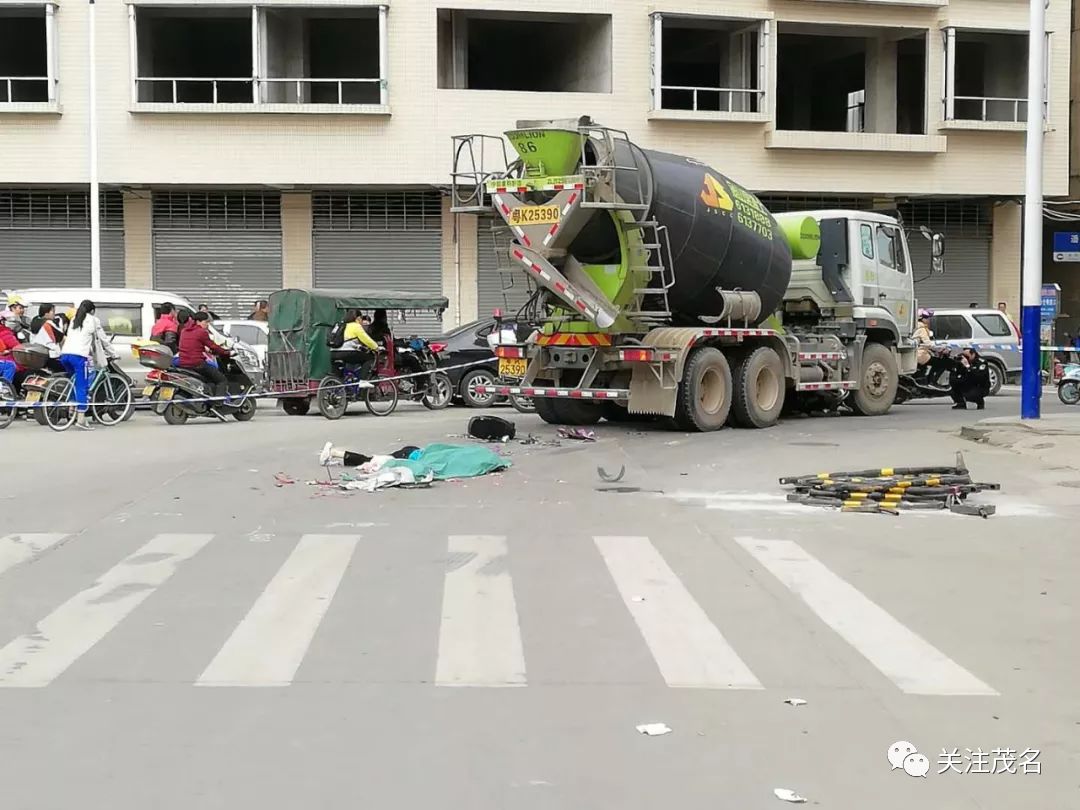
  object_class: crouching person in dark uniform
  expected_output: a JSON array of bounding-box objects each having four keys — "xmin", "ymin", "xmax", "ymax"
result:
[{"xmin": 951, "ymin": 347, "xmax": 991, "ymax": 410}]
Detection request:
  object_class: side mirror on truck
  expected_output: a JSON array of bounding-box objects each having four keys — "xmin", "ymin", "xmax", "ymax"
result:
[{"xmin": 919, "ymin": 227, "xmax": 946, "ymax": 274}]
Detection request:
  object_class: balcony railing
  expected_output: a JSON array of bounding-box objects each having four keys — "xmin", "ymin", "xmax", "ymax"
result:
[
  {"xmin": 659, "ymin": 85, "xmax": 764, "ymax": 114},
  {"xmin": 950, "ymin": 95, "xmax": 1036, "ymax": 123},
  {"xmin": 1, "ymin": 76, "xmax": 55, "ymax": 104},
  {"xmin": 136, "ymin": 77, "xmax": 254, "ymax": 104},
  {"xmin": 256, "ymin": 77, "xmax": 383, "ymax": 104},
  {"xmin": 135, "ymin": 76, "xmax": 384, "ymax": 105}
]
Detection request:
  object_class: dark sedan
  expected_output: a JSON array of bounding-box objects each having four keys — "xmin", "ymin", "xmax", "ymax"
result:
[{"xmin": 432, "ymin": 318, "xmax": 500, "ymax": 407}]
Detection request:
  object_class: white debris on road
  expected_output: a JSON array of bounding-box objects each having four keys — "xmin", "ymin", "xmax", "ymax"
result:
[
  {"xmin": 782, "ymin": 698, "xmax": 807, "ymax": 707},
  {"xmin": 773, "ymin": 788, "xmax": 808, "ymax": 803},
  {"xmin": 635, "ymin": 723, "xmax": 672, "ymax": 736}
]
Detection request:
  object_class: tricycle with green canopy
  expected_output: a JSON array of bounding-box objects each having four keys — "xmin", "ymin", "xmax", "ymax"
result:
[{"xmin": 268, "ymin": 288, "xmax": 451, "ymax": 417}]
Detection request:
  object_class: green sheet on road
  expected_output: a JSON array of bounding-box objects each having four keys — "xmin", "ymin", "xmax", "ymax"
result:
[{"xmin": 384, "ymin": 444, "xmax": 510, "ymax": 481}]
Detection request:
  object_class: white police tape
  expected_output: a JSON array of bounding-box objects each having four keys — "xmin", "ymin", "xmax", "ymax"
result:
[{"xmin": 0, "ymin": 357, "xmax": 503, "ymax": 411}]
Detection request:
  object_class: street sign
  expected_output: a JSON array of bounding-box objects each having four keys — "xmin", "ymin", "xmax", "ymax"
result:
[
  {"xmin": 1052, "ymin": 232, "xmax": 1080, "ymax": 262},
  {"xmin": 1040, "ymin": 283, "xmax": 1060, "ymax": 323}
]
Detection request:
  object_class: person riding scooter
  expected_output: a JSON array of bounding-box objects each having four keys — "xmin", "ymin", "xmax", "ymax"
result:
[{"xmin": 178, "ymin": 312, "xmax": 231, "ymax": 401}]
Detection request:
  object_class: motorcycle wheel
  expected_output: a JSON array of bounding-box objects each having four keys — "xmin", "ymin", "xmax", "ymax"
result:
[
  {"xmin": 1058, "ymin": 380, "xmax": 1080, "ymax": 406},
  {"xmin": 233, "ymin": 398, "xmax": 257, "ymax": 421},
  {"xmin": 422, "ymin": 372, "xmax": 453, "ymax": 410},
  {"xmin": 42, "ymin": 376, "xmax": 77, "ymax": 432},
  {"xmin": 0, "ymin": 380, "xmax": 15, "ymax": 430},
  {"xmin": 510, "ymin": 393, "xmax": 536, "ymax": 414},
  {"xmin": 316, "ymin": 376, "xmax": 348, "ymax": 420},
  {"xmin": 364, "ymin": 380, "xmax": 399, "ymax": 416},
  {"xmin": 162, "ymin": 402, "xmax": 189, "ymax": 425}
]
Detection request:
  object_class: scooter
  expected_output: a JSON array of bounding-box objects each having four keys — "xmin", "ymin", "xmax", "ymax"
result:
[
  {"xmin": 393, "ymin": 336, "xmax": 452, "ymax": 410},
  {"xmin": 139, "ymin": 343, "xmax": 260, "ymax": 425},
  {"xmin": 895, "ymin": 346, "xmax": 960, "ymax": 404},
  {"xmin": 1058, "ymin": 363, "xmax": 1080, "ymax": 406}
]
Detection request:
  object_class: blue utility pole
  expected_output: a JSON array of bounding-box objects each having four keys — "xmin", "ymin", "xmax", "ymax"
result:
[{"xmin": 1021, "ymin": 0, "xmax": 1047, "ymax": 419}]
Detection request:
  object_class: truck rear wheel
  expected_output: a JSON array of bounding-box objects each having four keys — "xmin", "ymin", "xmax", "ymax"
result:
[
  {"xmin": 534, "ymin": 395, "xmax": 601, "ymax": 426},
  {"xmin": 674, "ymin": 347, "xmax": 732, "ymax": 432},
  {"xmin": 731, "ymin": 346, "xmax": 785, "ymax": 428},
  {"xmin": 849, "ymin": 342, "xmax": 898, "ymax": 416}
]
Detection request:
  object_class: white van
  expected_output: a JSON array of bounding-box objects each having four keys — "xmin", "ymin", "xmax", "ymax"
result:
[{"xmin": 10, "ymin": 288, "xmax": 196, "ymax": 383}]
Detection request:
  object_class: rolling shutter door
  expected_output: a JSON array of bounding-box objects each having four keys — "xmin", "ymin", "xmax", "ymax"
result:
[
  {"xmin": 0, "ymin": 190, "xmax": 124, "ymax": 288},
  {"xmin": 909, "ymin": 238, "xmax": 990, "ymax": 310},
  {"xmin": 152, "ymin": 192, "xmax": 282, "ymax": 317},
  {"xmin": 312, "ymin": 192, "xmax": 444, "ymax": 336},
  {"xmin": 900, "ymin": 200, "xmax": 991, "ymax": 310},
  {"xmin": 477, "ymin": 218, "xmax": 535, "ymax": 320}
]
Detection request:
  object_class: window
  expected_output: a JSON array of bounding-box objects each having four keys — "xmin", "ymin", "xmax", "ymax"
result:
[
  {"xmin": 229, "ymin": 324, "xmax": 267, "ymax": 346},
  {"xmin": 776, "ymin": 25, "xmax": 927, "ymax": 134},
  {"xmin": 974, "ymin": 313, "xmax": 1011, "ymax": 337},
  {"xmin": 943, "ymin": 29, "xmax": 1046, "ymax": 123},
  {"xmin": 97, "ymin": 304, "xmax": 144, "ymax": 337},
  {"xmin": 651, "ymin": 14, "xmax": 767, "ymax": 114},
  {"xmin": 874, "ymin": 226, "xmax": 906, "ymax": 273},
  {"xmin": 437, "ymin": 9, "xmax": 612, "ymax": 92},
  {"xmin": 132, "ymin": 5, "xmax": 389, "ymax": 106},
  {"xmin": 930, "ymin": 314, "xmax": 972, "ymax": 340},
  {"xmin": 0, "ymin": 4, "xmax": 56, "ymax": 105},
  {"xmin": 859, "ymin": 225, "xmax": 874, "ymax": 259}
]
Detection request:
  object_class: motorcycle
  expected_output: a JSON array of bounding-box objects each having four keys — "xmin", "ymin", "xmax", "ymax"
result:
[
  {"xmin": 895, "ymin": 346, "xmax": 959, "ymax": 404},
  {"xmin": 13, "ymin": 344, "xmax": 61, "ymax": 426},
  {"xmin": 139, "ymin": 342, "xmax": 260, "ymax": 425},
  {"xmin": 1058, "ymin": 363, "xmax": 1080, "ymax": 406},
  {"xmin": 394, "ymin": 336, "xmax": 452, "ymax": 410}
]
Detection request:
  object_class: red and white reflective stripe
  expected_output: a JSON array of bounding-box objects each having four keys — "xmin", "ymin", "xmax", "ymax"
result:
[
  {"xmin": 542, "ymin": 221, "xmax": 559, "ymax": 246},
  {"xmin": 542, "ymin": 183, "xmax": 584, "ymax": 192},
  {"xmin": 697, "ymin": 328, "xmax": 776, "ymax": 338},
  {"xmin": 493, "ymin": 186, "xmax": 530, "ymax": 194},
  {"xmin": 512, "ymin": 249, "xmax": 552, "ymax": 283},
  {"xmin": 618, "ymin": 349, "xmax": 675, "ymax": 362},
  {"xmin": 492, "ymin": 182, "xmax": 584, "ymax": 193},
  {"xmin": 493, "ymin": 194, "xmax": 511, "ymax": 217},
  {"xmin": 795, "ymin": 381, "xmax": 856, "ymax": 392},
  {"xmin": 798, "ymin": 352, "xmax": 846, "ymax": 361},
  {"xmin": 475, "ymin": 385, "xmax": 627, "ymax": 400}
]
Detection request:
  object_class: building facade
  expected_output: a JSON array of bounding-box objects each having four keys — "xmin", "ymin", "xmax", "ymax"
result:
[{"xmin": 0, "ymin": 0, "xmax": 1071, "ymax": 328}]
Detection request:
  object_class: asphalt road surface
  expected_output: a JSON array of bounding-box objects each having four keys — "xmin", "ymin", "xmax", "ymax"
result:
[{"xmin": 0, "ymin": 390, "xmax": 1076, "ymax": 809}]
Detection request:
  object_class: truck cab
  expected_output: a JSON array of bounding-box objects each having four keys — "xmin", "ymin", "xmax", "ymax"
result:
[{"xmin": 780, "ymin": 210, "xmax": 941, "ymax": 375}]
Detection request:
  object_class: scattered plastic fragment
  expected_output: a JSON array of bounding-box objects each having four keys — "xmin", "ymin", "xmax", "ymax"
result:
[
  {"xmin": 631, "ymin": 595, "xmax": 646, "ymax": 603},
  {"xmin": 773, "ymin": 788, "xmax": 807, "ymax": 803},
  {"xmin": 635, "ymin": 723, "xmax": 672, "ymax": 736},
  {"xmin": 783, "ymin": 698, "xmax": 807, "ymax": 707},
  {"xmin": 274, "ymin": 473, "xmax": 296, "ymax": 487},
  {"xmin": 597, "ymin": 465, "xmax": 626, "ymax": 483},
  {"xmin": 559, "ymin": 427, "xmax": 596, "ymax": 442}
]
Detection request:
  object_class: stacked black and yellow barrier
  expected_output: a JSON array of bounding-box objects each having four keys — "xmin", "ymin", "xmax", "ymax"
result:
[{"xmin": 780, "ymin": 453, "xmax": 998, "ymax": 518}]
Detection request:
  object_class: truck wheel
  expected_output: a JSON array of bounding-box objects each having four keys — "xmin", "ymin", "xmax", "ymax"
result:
[
  {"xmin": 731, "ymin": 346, "xmax": 785, "ymax": 428},
  {"xmin": 849, "ymin": 342, "xmax": 898, "ymax": 416},
  {"xmin": 674, "ymin": 347, "xmax": 732, "ymax": 432},
  {"xmin": 534, "ymin": 396, "xmax": 561, "ymax": 425},
  {"xmin": 533, "ymin": 396, "xmax": 601, "ymax": 425}
]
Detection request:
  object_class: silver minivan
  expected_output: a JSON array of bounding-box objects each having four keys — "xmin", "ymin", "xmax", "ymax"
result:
[{"xmin": 928, "ymin": 308, "xmax": 1020, "ymax": 396}]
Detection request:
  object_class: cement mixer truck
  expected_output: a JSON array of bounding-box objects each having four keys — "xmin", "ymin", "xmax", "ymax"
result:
[{"xmin": 450, "ymin": 116, "xmax": 943, "ymax": 431}]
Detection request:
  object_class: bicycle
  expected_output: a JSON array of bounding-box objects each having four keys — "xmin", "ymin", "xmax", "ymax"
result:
[
  {"xmin": 40, "ymin": 359, "xmax": 134, "ymax": 432},
  {"xmin": 0, "ymin": 379, "xmax": 15, "ymax": 430}
]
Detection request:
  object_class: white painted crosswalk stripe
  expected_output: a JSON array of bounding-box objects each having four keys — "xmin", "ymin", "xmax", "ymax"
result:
[
  {"xmin": 0, "ymin": 534, "xmax": 214, "ymax": 688},
  {"xmin": 0, "ymin": 534, "xmax": 68, "ymax": 579},
  {"xmin": 197, "ymin": 534, "xmax": 359, "ymax": 687},
  {"xmin": 435, "ymin": 535, "xmax": 526, "ymax": 687},
  {"xmin": 595, "ymin": 535, "xmax": 762, "ymax": 689},
  {"xmin": 735, "ymin": 537, "xmax": 997, "ymax": 696}
]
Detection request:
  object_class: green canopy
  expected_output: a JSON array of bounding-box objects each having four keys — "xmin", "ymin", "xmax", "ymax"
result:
[{"xmin": 268, "ymin": 288, "xmax": 449, "ymax": 385}]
